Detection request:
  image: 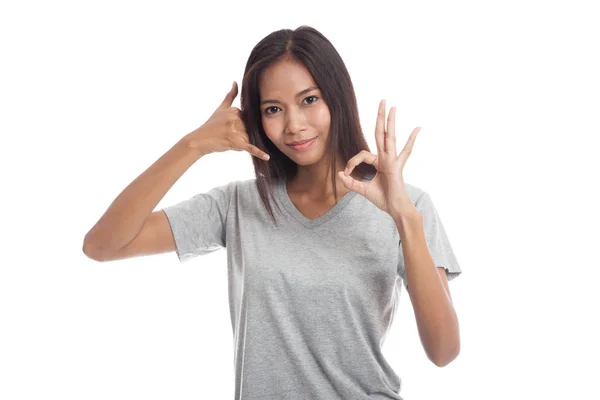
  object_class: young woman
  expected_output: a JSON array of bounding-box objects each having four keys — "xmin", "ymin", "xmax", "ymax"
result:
[{"xmin": 83, "ymin": 25, "xmax": 462, "ymax": 400}]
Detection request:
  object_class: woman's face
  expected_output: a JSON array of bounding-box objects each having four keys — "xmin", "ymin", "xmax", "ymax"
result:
[{"xmin": 259, "ymin": 59, "xmax": 331, "ymax": 166}]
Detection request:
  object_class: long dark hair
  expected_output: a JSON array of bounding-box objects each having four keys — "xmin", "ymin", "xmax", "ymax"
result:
[{"xmin": 240, "ymin": 25, "xmax": 377, "ymax": 226}]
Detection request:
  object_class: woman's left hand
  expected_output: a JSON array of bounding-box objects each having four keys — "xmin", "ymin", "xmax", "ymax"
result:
[{"xmin": 338, "ymin": 99, "xmax": 421, "ymax": 219}]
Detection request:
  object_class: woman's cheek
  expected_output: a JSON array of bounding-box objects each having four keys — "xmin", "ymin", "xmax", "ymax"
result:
[
  {"xmin": 262, "ymin": 119, "xmax": 279, "ymax": 145},
  {"xmin": 313, "ymin": 105, "xmax": 331, "ymax": 124}
]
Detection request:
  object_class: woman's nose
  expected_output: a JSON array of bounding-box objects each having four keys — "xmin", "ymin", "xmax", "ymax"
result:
[{"xmin": 285, "ymin": 108, "xmax": 307, "ymax": 133}]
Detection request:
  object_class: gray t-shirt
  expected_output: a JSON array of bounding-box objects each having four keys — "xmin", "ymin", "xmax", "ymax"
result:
[{"xmin": 162, "ymin": 171, "xmax": 462, "ymax": 399}]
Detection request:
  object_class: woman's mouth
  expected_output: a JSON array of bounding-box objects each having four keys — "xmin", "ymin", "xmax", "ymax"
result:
[{"xmin": 287, "ymin": 136, "xmax": 317, "ymax": 151}]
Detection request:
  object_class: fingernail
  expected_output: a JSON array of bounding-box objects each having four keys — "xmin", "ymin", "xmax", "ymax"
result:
[{"xmin": 263, "ymin": 154, "xmax": 270, "ymax": 160}]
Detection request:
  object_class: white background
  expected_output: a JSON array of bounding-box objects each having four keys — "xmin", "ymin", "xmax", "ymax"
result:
[{"xmin": 1, "ymin": 0, "xmax": 598, "ymax": 399}]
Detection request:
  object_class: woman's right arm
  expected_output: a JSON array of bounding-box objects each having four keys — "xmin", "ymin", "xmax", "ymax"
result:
[
  {"xmin": 82, "ymin": 135, "xmax": 209, "ymax": 261},
  {"xmin": 82, "ymin": 81, "xmax": 270, "ymax": 262}
]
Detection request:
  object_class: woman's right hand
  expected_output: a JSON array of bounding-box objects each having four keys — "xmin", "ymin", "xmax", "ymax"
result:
[{"xmin": 186, "ymin": 81, "xmax": 270, "ymax": 161}]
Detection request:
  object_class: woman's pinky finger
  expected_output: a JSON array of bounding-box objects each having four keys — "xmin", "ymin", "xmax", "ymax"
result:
[{"xmin": 248, "ymin": 145, "xmax": 270, "ymax": 160}]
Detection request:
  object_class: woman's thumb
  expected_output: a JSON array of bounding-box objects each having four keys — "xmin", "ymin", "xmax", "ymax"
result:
[{"xmin": 217, "ymin": 81, "xmax": 238, "ymax": 110}]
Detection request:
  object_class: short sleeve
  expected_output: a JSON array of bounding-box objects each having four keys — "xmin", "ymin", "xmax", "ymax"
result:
[
  {"xmin": 162, "ymin": 181, "xmax": 235, "ymax": 263},
  {"xmin": 397, "ymin": 191, "xmax": 462, "ymax": 291}
]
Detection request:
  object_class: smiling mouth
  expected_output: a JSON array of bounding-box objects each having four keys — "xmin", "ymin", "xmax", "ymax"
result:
[
  {"xmin": 287, "ymin": 137, "xmax": 317, "ymax": 146},
  {"xmin": 287, "ymin": 136, "xmax": 317, "ymax": 151}
]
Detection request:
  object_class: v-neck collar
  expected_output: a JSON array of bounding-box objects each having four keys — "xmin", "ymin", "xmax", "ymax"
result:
[{"xmin": 276, "ymin": 171, "xmax": 375, "ymax": 229}]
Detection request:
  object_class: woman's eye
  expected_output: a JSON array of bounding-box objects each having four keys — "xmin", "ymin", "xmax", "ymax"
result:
[
  {"xmin": 265, "ymin": 106, "xmax": 279, "ymax": 115},
  {"xmin": 264, "ymin": 96, "xmax": 318, "ymax": 115},
  {"xmin": 304, "ymin": 95, "xmax": 318, "ymax": 104}
]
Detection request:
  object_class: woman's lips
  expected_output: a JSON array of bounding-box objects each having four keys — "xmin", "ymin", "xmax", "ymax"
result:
[{"xmin": 288, "ymin": 136, "xmax": 317, "ymax": 151}]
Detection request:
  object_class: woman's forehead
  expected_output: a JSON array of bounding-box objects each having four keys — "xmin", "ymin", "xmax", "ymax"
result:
[{"xmin": 259, "ymin": 60, "xmax": 317, "ymax": 96}]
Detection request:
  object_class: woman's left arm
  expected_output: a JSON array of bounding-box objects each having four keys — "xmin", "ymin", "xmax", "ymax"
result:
[{"xmin": 395, "ymin": 211, "xmax": 460, "ymax": 368}]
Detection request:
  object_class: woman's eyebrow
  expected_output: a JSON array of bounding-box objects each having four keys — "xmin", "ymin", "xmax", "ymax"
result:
[{"xmin": 260, "ymin": 86, "xmax": 319, "ymax": 105}]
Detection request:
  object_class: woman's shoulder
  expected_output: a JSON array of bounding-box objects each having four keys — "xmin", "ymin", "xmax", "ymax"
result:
[{"xmin": 404, "ymin": 181, "xmax": 428, "ymax": 205}]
